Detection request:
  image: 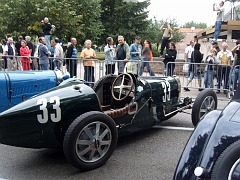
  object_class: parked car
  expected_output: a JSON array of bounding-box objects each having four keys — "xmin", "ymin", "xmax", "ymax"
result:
[
  {"xmin": 0, "ymin": 73, "xmax": 217, "ymax": 171},
  {"xmin": 0, "ymin": 70, "xmax": 70, "ymax": 113},
  {"xmin": 174, "ymin": 87, "xmax": 240, "ymax": 180}
]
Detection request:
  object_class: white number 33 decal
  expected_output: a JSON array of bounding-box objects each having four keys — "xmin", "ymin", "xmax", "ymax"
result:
[{"xmin": 37, "ymin": 96, "xmax": 61, "ymax": 124}]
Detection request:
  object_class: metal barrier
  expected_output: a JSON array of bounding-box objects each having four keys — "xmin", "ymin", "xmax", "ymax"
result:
[
  {"xmin": 166, "ymin": 61, "xmax": 238, "ymax": 94},
  {"xmin": 1, "ymin": 54, "xmax": 239, "ymax": 96}
]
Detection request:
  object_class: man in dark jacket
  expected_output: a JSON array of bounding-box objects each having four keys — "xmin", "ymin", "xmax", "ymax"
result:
[
  {"xmin": 41, "ymin": 17, "xmax": 51, "ymax": 50},
  {"xmin": 66, "ymin": 38, "xmax": 78, "ymax": 77},
  {"xmin": 15, "ymin": 36, "xmax": 23, "ymax": 56}
]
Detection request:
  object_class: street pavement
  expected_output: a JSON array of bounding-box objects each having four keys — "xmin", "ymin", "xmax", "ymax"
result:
[{"xmin": 0, "ymin": 95, "xmax": 229, "ymax": 180}]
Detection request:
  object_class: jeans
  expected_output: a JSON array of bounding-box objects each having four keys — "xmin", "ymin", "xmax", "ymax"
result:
[
  {"xmin": 217, "ymin": 66, "xmax": 230, "ymax": 90},
  {"xmin": 84, "ymin": 66, "xmax": 95, "ymax": 87},
  {"xmin": 185, "ymin": 58, "xmax": 191, "ymax": 77},
  {"xmin": 234, "ymin": 68, "xmax": 240, "ymax": 90},
  {"xmin": 164, "ymin": 63, "xmax": 175, "ymax": 76},
  {"xmin": 54, "ymin": 60, "xmax": 61, "ymax": 70},
  {"xmin": 160, "ymin": 38, "xmax": 170, "ymax": 56},
  {"xmin": 139, "ymin": 58, "xmax": 155, "ymax": 76},
  {"xmin": 49, "ymin": 59, "xmax": 54, "ymax": 70},
  {"xmin": 39, "ymin": 63, "xmax": 49, "ymax": 70},
  {"xmin": 66, "ymin": 60, "xmax": 77, "ymax": 77},
  {"xmin": 44, "ymin": 35, "xmax": 50, "ymax": 50},
  {"xmin": 105, "ymin": 64, "xmax": 115, "ymax": 75},
  {"xmin": 214, "ymin": 21, "xmax": 222, "ymax": 40},
  {"xmin": 188, "ymin": 71, "xmax": 202, "ymax": 82},
  {"xmin": 204, "ymin": 70, "xmax": 213, "ymax": 88}
]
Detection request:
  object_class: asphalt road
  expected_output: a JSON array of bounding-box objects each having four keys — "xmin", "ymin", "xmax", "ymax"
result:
[{"xmin": 0, "ymin": 99, "xmax": 229, "ymax": 180}]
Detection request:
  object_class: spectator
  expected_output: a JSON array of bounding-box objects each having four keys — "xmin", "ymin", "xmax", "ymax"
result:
[
  {"xmin": 20, "ymin": 40, "xmax": 31, "ymax": 71},
  {"xmin": 216, "ymin": 42, "xmax": 234, "ymax": 94},
  {"xmin": 211, "ymin": 41, "xmax": 221, "ymax": 52},
  {"xmin": 80, "ymin": 39, "xmax": 96, "ymax": 87},
  {"xmin": 38, "ymin": 37, "xmax": 51, "ymax": 70},
  {"xmin": 1, "ymin": 39, "xmax": 8, "ymax": 70},
  {"xmin": 163, "ymin": 42, "xmax": 177, "ymax": 76},
  {"xmin": 25, "ymin": 36, "xmax": 35, "ymax": 70},
  {"xmin": 6, "ymin": 37, "xmax": 18, "ymax": 71},
  {"xmin": 185, "ymin": 41, "xmax": 195, "ymax": 77},
  {"xmin": 115, "ymin": 35, "xmax": 130, "ymax": 74},
  {"xmin": 184, "ymin": 43, "xmax": 203, "ymax": 91},
  {"xmin": 231, "ymin": 40, "xmax": 240, "ymax": 91},
  {"xmin": 33, "ymin": 42, "xmax": 40, "ymax": 70},
  {"xmin": 15, "ymin": 36, "xmax": 23, "ymax": 56},
  {"xmin": 66, "ymin": 38, "xmax": 78, "ymax": 77},
  {"xmin": 129, "ymin": 36, "xmax": 142, "ymax": 74},
  {"xmin": 49, "ymin": 40, "xmax": 55, "ymax": 70},
  {"xmin": 160, "ymin": 21, "xmax": 172, "ymax": 57},
  {"xmin": 41, "ymin": 17, "xmax": 51, "ymax": 50},
  {"xmin": 204, "ymin": 48, "xmax": 218, "ymax": 89},
  {"xmin": 130, "ymin": 36, "xmax": 142, "ymax": 60},
  {"xmin": 104, "ymin": 37, "xmax": 116, "ymax": 75},
  {"xmin": 213, "ymin": 1, "xmax": 225, "ymax": 41},
  {"xmin": 53, "ymin": 38, "xmax": 63, "ymax": 70},
  {"xmin": 139, "ymin": 39, "xmax": 155, "ymax": 76}
]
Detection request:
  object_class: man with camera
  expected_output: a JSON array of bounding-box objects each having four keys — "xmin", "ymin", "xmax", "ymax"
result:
[
  {"xmin": 41, "ymin": 17, "xmax": 52, "ymax": 50},
  {"xmin": 159, "ymin": 21, "xmax": 172, "ymax": 58}
]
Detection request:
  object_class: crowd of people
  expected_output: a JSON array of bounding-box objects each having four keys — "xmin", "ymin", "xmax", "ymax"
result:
[
  {"xmin": 0, "ymin": 1, "xmax": 239, "ymax": 91},
  {"xmin": 183, "ymin": 40, "xmax": 240, "ymax": 94}
]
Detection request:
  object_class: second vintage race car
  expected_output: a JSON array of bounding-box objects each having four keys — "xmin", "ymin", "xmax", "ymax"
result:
[
  {"xmin": 174, "ymin": 83, "xmax": 240, "ymax": 180},
  {"xmin": 0, "ymin": 73, "xmax": 217, "ymax": 170}
]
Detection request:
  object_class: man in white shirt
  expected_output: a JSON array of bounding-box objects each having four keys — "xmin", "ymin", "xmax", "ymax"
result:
[
  {"xmin": 53, "ymin": 38, "xmax": 63, "ymax": 70},
  {"xmin": 6, "ymin": 37, "xmax": 15, "ymax": 58},
  {"xmin": 213, "ymin": 1, "xmax": 225, "ymax": 41},
  {"xmin": 184, "ymin": 41, "xmax": 195, "ymax": 77},
  {"xmin": 216, "ymin": 42, "xmax": 234, "ymax": 94}
]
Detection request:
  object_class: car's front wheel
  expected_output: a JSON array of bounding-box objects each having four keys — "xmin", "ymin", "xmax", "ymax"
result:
[
  {"xmin": 63, "ymin": 111, "xmax": 118, "ymax": 171},
  {"xmin": 192, "ymin": 89, "xmax": 217, "ymax": 126},
  {"xmin": 211, "ymin": 140, "xmax": 240, "ymax": 180}
]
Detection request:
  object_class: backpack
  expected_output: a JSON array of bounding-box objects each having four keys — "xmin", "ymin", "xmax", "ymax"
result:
[
  {"xmin": 220, "ymin": 52, "xmax": 229, "ymax": 67},
  {"xmin": 50, "ymin": 25, "xmax": 56, "ymax": 35}
]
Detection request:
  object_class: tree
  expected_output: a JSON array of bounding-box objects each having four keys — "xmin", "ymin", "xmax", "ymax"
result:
[
  {"xmin": 0, "ymin": 0, "xmax": 103, "ymax": 45},
  {"xmin": 100, "ymin": 0, "xmax": 150, "ymax": 45},
  {"xmin": 182, "ymin": 21, "xmax": 207, "ymax": 29}
]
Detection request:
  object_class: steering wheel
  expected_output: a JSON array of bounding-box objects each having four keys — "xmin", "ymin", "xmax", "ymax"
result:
[{"xmin": 111, "ymin": 73, "xmax": 134, "ymax": 101}]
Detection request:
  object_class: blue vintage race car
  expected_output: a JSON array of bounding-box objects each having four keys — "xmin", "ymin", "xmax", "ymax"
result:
[
  {"xmin": 174, "ymin": 85, "xmax": 240, "ymax": 179},
  {"xmin": 0, "ymin": 72, "xmax": 217, "ymax": 171},
  {"xmin": 0, "ymin": 70, "xmax": 70, "ymax": 112}
]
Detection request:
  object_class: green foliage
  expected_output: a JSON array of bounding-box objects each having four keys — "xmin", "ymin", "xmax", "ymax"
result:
[
  {"xmin": 100, "ymin": 0, "xmax": 150, "ymax": 45},
  {"xmin": 0, "ymin": 0, "xmax": 103, "ymax": 45},
  {"xmin": 182, "ymin": 21, "xmax": 207, "ymax": 29}
]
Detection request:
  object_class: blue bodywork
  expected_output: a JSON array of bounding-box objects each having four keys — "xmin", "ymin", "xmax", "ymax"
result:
[{"xmin": 0, "ymin": 71, "xmax": 61, "ymax": 113}]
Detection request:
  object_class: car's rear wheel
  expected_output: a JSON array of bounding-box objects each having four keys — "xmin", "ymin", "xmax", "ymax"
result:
[
  {"xmin": 63, "ymin": 111, "xmax": 118, "ymax": 171},
  {"xmin": 211, "ymin": 140, "xmax": 240, "ymax": 180},
  {"xmin": 192, "ymin": 89, "xmax": 217, "ymax": 126}
]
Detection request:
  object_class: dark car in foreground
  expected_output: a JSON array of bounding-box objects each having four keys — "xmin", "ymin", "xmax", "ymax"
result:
[
  {"xmin": 0, "ymin": 73, "xmax": 217, "ymax": 171},
  {"xmin": 174, "ymin": 86, "xmax": 240, "ymax": 180}
]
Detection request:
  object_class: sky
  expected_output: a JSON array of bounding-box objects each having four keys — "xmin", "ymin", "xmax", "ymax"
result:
[{"xmin": 146, "ymin": 0, "xmax": 239, "ymax": 27}]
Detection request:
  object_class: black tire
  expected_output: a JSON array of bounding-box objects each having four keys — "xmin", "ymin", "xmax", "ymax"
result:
[
  {"xmin": 211, "ymin": 140, "xmax": 240, "ymax": 180},
  {"xmin": 192, "ymin": 89, "xmax": 217, "ymax": 126},
  {"xmin": 63, "ymin": 111, "xmax": 118, "ymax": 171}
]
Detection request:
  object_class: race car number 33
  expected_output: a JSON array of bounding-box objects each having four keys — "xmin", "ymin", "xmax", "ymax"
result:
[{"xmin": 37, "ymin": 96, "xmax": 61, "ymax": 124}]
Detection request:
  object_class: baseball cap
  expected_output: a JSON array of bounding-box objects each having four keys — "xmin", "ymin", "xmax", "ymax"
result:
[
  {"xmin": 211, "ymin": 41, "xmax": 218, "ymax": 45},
  {"xmin": 135, "ymin": 36, "xmax": 141, "ymax": 40}
]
